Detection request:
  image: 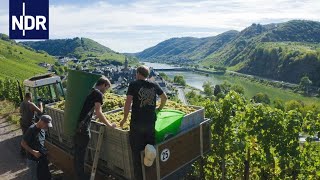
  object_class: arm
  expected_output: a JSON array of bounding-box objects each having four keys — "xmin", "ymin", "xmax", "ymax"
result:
[
  {"xmin": 21, "ymin": 139, "xmax": 41, "ymax": 158},
  {"xmin": 94, "ymin": 102, "xmax": 115, "ymax": 128},
  {"xmin": 157, "ymin": 93, "xmax": 168, "ymax": 110},
  {"xmin": 30, "ymin": 102, "xmax": 43, "ymax": 114},
  {"xmin": 121, "ymin": 95, "xmax": 133, "ymax": 128}
]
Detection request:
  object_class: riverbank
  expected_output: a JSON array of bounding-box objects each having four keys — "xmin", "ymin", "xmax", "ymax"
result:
[{"xmin": 144, "ymin": 62, "xmax": 320, "ymax": 106}]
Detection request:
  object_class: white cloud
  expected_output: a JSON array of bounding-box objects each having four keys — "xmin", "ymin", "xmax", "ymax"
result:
[{"xmin": 1, "ymin": 0, "xmax": 320, "ymax": 52}]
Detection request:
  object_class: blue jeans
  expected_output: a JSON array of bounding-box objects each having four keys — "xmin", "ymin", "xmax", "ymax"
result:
[{"xmin": 27, "ymin": 159, "xmax": 38, "ymax": 180}]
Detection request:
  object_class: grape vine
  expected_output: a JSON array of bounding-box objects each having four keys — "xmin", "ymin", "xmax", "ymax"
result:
[{"xmin": 189, "ymin": 91, "xmax": 320, "ymax": 179}]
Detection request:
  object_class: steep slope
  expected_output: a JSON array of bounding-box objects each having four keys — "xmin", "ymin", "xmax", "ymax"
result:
[
  {"xmin": 0, "ymin": 34, "xmax": 55, "ymax": 80},
  {"xmin": 138, "ymin": 20, "xmax": 320, "ymax": 85},
  {"xmin": 203, "ymin": 20, "xmax": 320, "ymax": 66},
  {"xmin": 203, "ymin": 20, "xmax": 320, "ymax": 86},
  {"xmin": 22, "ymin": 38, "xmax": 138, "ymax": 64},
  {"xmin": 238, "ymin": 42, "xmax": 320, "ymax": 86},
  {"xmin": 136, "ymin": 30, "xmax": 239, "ymax": 63}
]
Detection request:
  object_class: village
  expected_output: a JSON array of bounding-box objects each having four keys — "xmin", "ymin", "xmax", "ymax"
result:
[{"xmin": 38, "ymin": 56, "xmax": 179, "ymax": 101}]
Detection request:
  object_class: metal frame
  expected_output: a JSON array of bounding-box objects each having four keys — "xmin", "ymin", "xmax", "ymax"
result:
[{"xmin": 89, "ymin": 127, "xmax": 105, "ymax": 180}]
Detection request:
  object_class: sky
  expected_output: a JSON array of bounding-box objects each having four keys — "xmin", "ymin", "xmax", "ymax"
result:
[{"xmin": 1, "ymin": 0, "xmax": 320, "ymax": 53}]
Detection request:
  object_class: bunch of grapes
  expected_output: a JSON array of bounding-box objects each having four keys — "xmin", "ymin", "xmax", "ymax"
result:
[
  {"xmin": 157, "ymin": 100, "xmax": 197, "ymax": 114},
  {"xmin": 51, "ymin": 100, "xmax": 65, "ymax": 110},
  {"xmin": 99, "ymin": 111, "xmax": 131, "ymax": 130},
  {"xmin": 101, "ymin": 93, "xmax": 125, "ymax": 112},
  {"xmin": 95, "ymin": 101, "xmax": 198, "ymax": 131},
  {"xmin": 50, "ymin": 93, "xmax": 125, "ymax": 112}
]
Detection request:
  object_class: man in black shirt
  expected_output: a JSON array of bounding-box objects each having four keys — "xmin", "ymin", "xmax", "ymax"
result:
[
  {"xmin": 21, "ymin": 115, "xmax": 52, "ymax": 180},
  {"xmin": 120, "ymin": 65, "xmax": 167, "ymax": 180},
  {"xmin": 74, "ymin": 76, "xmax": 116, "ymax": 180}
]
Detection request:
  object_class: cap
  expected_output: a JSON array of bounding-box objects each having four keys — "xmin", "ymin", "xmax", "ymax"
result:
[
  {"xmin": 41, "ymin": 115, "xmax": 53, "ymax": 127},
  {"xmin": 144, "ymin": 144, "xmax": 156, "ymax": 167}
]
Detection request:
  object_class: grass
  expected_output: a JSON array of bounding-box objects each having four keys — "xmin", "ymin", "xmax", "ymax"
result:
[
  {"xmin": 7, "ymin": 114, "xmax": 20, "ymax": 125},
  {"xmin": 0, "ymin": 100, "xmax": 16, "ymax": 116},
  {"xmin": 0, "ymin": 100, "xmax": 20, "ymax": 125},
  {"xmin": 0, "ymin": 39, "xmax": 55, "ymax": 80},
  {"xmin": 159, "ymin": 69, "xmax": 320, "ymax": 106},
  {"xmin": 219, "ymin": 75, "xmax": 320, "ymax": 106}
]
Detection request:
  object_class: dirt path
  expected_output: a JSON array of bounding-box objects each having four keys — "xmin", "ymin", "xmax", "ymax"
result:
[
  {"xmin": 0, "ymin": 116, "xmax": 67, "ymax": 180},
  {"xmin": 0, "ymin": 117, "xmax": 28, "ymax": 180}
]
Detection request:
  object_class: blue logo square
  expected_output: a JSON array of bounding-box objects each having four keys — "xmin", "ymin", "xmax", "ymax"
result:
[{"xmin": 9, "ymin": 0, "xmax": 49, "ymax": 39}]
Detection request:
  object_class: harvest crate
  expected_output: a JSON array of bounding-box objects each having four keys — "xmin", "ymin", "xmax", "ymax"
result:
[
  {"xmin": 45, "ymin": 103, "xmax": 65, "ymax": 141},
  {"xmin": 89, "ymin": 109, "xmax": 135, "ymax": 180},
  {"xmin": 87, "ymin": 105, "xmax": 205, "ymax": 179},
  {"xmin": 45, "ymin": 101, "xmax": 206, "ymax": 180},
  {"xmin": 179, "ymin": 105, "xmax": 205, "ymax": 131},
  {"xmin": 45, "ymin": 102, "xmax": 73, "ymax": 149},
  {"xmin": 142, "ymin": 119, "xmax": 211, "ymax": 180}
]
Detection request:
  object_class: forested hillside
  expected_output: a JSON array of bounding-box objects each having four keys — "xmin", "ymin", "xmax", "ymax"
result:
[
  {"xmin": 22, "ymin": 37, "xmax": 138, "ymax": 64},
  {"xmin": 137, "ymin": 20, "xmax": 320, "ymax": 85},
  {"xmin": 136, "ymin": 30, "xmax": 239, "ymax": 63}
]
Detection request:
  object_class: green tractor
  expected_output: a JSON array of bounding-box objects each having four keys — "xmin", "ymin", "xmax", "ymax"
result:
[{"xmin": 21, "ymin": 73, "xmax": 65, "ymax": 105}]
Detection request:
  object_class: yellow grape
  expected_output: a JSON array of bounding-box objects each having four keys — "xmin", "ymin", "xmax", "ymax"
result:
[
  {"xmin": 98, "ymin": 111, "xmax": 131, "ymax": 130},
  {"xmin": 157, "ymin": 100, "xmax": 197, "ymax": 114},
  {"xmin": 50, "ymin": 93, "xmax": 125, "ymax": 112}
]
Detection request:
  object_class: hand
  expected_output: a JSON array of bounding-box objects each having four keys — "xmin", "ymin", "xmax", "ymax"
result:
[
  {"xmin": 32, "ymin": 150, "xmax": 41, "ymax": 158},
  {"xmin": 111, "ymin": 123, "xmax": 116, "ymax": 128},
  {"xmin": 120, "ymin": 119, "xmax": 126, "ymax": 129}
]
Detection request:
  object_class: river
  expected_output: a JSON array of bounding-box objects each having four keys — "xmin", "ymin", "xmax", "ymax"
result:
[
  {"xmin": 142, "ymin": 62, "xmax": 320, "ymax": 106},
  {"xmin": 143, "ymin": 62, "xmax": 224, "ymax": 90}
]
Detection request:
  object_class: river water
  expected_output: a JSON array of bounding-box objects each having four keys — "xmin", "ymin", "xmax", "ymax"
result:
[
  {"xmin": 143, "ymin": 62, "xmax": 224, "ymax": 90},
  {"xmin": 142, "ymin": 62, "xmax": 320, "ymax": 107}
]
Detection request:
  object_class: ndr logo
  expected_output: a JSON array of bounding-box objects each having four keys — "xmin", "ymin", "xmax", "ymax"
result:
[{"xmin": 9, "ymin": 0, "xmax": 49, "ymax": 39}]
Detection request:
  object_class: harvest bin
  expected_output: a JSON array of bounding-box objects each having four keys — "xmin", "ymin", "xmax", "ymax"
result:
[
  {"xmin": 155, "ymin": 109, "xmax": 185, "ymax": 143},
  {"xmin": 45, "ymin": 102, "xmax": 205, "ymax": 179},
  {"xmin": 63, "ymin": 70, "xmax": 101, "ymax": 136},
  {"xmin": 87, "ymin": 107, "xmax": 204, "ymax": 179}
]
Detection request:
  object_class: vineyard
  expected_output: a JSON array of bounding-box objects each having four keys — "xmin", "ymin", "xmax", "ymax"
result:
[
  {"xmin": 189, "ymin": 91, "xmax": 320, "ymax": 179},
  {"xmin": 1, "ymin": 74, "xmax": 319, "ymax": 179},
  {"xmin": 0, "ymin": 35, "xmax": 55, "ymax": 80},
  {"xmin": 0, "ymin": 78, "xmax": 21, "ymax": 105}
]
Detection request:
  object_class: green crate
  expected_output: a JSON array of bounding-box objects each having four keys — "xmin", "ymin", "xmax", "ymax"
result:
[{"xmin": 155, "ymin": 109, "xmax": 185, "ymax": 143}]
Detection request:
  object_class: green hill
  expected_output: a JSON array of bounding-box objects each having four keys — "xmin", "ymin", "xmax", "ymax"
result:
[
  {"xmin": 203, "ymin": 20, "xmax": 320, "ymax": 86},
  {"xmin": 136, "ymin": 30, "xmax": 239, "ymax": 63},
  {"xmin": 137, "ymin": 20, "xmax": 320, "ymax": 86},
  {"xmin": 237, "ymin": 42, "xmax": 320, "ymax": 86},
  {"xmin": 0, "ymin": 34, "xmax": 55, "ymax": 80},
  {"xmin": 22, "ymin": 37, "xmax": 138, "ymax": 64},
  {"xmin": 203, "ymin": 20, "xmax": 320, "ymax": 66}
]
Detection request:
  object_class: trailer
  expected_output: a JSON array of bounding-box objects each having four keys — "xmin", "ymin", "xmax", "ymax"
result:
[
  {"xmin": 22, "ymin": 73, "xmax": 212, "ymax": 180},
  {"xmin": 45, "ymin": 102, "xmax": 211, "ymax": 180}
]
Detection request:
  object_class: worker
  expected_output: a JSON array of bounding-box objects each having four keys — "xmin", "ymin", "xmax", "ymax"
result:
[
  {"xmin": 120, "ymin": 65, "xmax": 167, "ymax": 180},
  {"xmin": 74, "ymin": 76, "xmax": 116, "ymax": 180},
  {"xmin": 21, "ymin": 115, "xmax": 53, "ymax": 180},
  {"xmin": 20, "ymin": 92, "xmax": 43, "ymax": 156}
]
